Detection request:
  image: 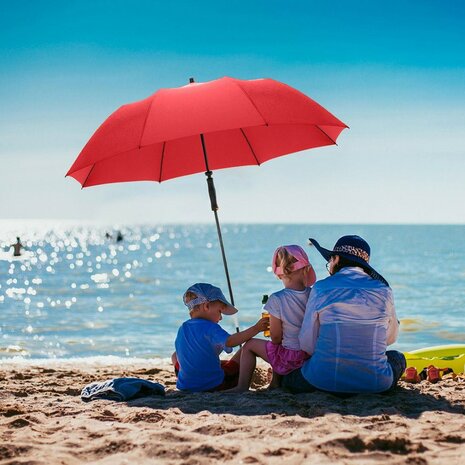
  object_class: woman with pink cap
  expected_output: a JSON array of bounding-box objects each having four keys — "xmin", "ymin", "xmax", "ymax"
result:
[{"xmin": 228, "ymin": 245, "xmax": 316, "ymax": 392}]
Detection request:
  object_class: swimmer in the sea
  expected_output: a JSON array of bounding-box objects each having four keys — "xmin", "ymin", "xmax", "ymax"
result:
[{"xmin": 11, "ymin": 237, "xmax": 24, "ymax": 257}]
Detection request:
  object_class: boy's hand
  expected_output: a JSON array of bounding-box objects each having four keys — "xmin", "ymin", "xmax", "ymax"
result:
[
  {"xmin": 255, "ymin": 317, "xmax": 270, "ymax": 333},
  {"xmin": 226, "ymin": 317, "xmax": 270, "ymax": 347}
]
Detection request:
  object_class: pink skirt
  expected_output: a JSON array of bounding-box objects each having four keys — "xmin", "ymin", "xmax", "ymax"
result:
[{"xmin": 265, "ymin": 342, "xmax": 310, "ymax": 375}]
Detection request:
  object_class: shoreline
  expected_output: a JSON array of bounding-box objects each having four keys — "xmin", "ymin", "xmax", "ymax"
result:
[
  {"xmin": 1, "ymin": 361, "xmax": 464, "ymax": 464},
  {"xmin": 0, "ymin": 356, "xmax": 173, "ymax": 369}
]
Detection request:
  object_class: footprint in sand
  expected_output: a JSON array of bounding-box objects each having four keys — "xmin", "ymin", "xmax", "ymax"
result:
[
  {"xmin": 126, "ymin": 411, "xmax": 164, "ymax": 423},
  {"xmin": 193, "ymin": 424, "xmax": 237, "ymax": 436},
  {"xmin": 263, "ymin": 447, "xmax": 296, "ymax": 457},
  {"xmin": 93, "ymin": 413, "xmax": 118, "ymax": 422},
  {"xmin": 440, "ymin": 434, "xmax": 465, "ymax": 444},
  {"xmin": 40, "ymin": 368, "xmax": 56, "ymax": 374},
  {"xmin": 318, "ymin": 434, "xmax": 427, "ymax": 455},
  {"xmin": 136, "ymin": 368, "xmax": 162, "ymax": 375},
  {"xmin": 145, "ymin": 443, "xmax": 239, "ymax": 461},
  {"xmin": 2, "ymin": 408, "xmax": 25, "ymax": 417},
  {"xmin": 8, "ymin": 418, "xmax": 30, "ymax": 428},
  {"xmin": 190, "ymin": 444, "xmax": 239, "ymax": 460},
  {"xmin": 0, "ymin": 444, "xmax": 31, "ymax": 460},
  {"xmin": 74, "ymin": 440, "xmax": 133, "ymax": 460},
  {"xmin": 242, "ymin": 457, "xmax": 262, "ymax": 464},
  {"xmin": 62, "ymin": 387, "xmax": 81, "ymax": 396},
  {"xmin": 11, "ymin": 372, "xmax": 33, "ymax": 380}
]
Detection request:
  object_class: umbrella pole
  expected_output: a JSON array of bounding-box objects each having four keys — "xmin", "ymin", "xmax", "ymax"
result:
[{"xmin": 200, "ymin": 134, "xmax": 239, "ymax": 333}]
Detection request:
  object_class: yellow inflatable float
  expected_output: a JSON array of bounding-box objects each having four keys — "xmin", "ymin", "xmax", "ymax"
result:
[{"xmin": 403, "ymin": 344, "xmax": 465, "ymax": 373}]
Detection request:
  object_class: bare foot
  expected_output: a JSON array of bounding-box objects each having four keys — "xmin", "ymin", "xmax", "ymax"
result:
[
  {"xmin": 223, "ymin": 386, "xmax": 249, "ymax": 393},
  {"xmin": 267, "ymin": 367, "xmax": 273, "ymax": 384}
]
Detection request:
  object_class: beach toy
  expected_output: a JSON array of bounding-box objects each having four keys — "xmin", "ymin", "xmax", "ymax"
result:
[
  {"xmin": 403, "ymin": 344, "xmax": 465, "ymax": 374},
  {"xmin": 406, "ymin": 344, "xmax": 465, "ymax": 358}
]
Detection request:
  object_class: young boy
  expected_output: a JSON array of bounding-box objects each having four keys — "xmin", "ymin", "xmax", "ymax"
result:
[{"xmin": 172, "ymin": 283, "xmax": 269, "ymax": 392}]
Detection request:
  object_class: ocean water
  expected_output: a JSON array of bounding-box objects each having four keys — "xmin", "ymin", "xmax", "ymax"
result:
[{"xmin": 1, "ymin": 222, "xmax": 464, "ymax": 361}]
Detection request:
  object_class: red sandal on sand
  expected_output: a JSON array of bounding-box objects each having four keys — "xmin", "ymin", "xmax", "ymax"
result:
[
  {"xmin": 418, "ymin": 365, "xmax": 454, "ymax": 383},
  {"xmin": 404, "ymin": 367, "xmax": 421, "ymax": 383},
  {"xmin": 426, "ymin": 365, "xmax": 441, "ymax": 383}
]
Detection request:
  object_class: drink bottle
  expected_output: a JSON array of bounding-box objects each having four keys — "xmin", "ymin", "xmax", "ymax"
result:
[{"xmin": 261, "ymin": 294, "xmax": 270, "ymax": 337}]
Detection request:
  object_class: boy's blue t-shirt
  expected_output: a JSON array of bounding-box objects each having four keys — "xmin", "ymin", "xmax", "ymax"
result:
[{"xmin": 175, "ymin": 318, "xmax": 233, "ymax": 392}]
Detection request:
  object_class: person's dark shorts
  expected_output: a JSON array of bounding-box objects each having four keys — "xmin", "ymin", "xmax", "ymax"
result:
[
  {"xmin": 281, "ymin": 367, "xmax": 317, "ymax": 393},
  {"xmin": 174, "ymin": 360, "xmax": 240, "ymax": 392},
  {"xmin": 211, "ymin": 360, "xmax": 240, "ymax": 391},
  {"xmin": 386, "ymin": 350, "xmax": 406, "ymax": 389},
  {"xmin": 282, "ymin": 350, "xmax": 407, "ymax": 395}
]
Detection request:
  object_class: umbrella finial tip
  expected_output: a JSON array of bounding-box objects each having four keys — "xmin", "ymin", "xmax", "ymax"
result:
[{"xmin": 189, "ymin": 77, "xmax": 195, "ymax": 84}]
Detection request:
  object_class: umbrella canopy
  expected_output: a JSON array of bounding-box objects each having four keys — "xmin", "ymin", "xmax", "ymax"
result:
[{"xmin": 66, "ymin": 77, "xmax": 347, "ymax": 186}]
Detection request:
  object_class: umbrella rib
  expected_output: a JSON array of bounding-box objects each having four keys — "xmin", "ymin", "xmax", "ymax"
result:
[
  {"xmin": 138, "ymin": 98, "xmax": 155, "ymax": 149},
  {"xmin": 158, "ymin": 141, "xmax": 166, "ymax": 182},
  {"xmin": 81, "ymin": 164, "xmax": 95, "ymax": 189},
  {"xmin": 315, "ymin": 125, "xmax": 337, "ymax": 145},
  {"xmin": 240, "ymin": 128, "xmax": 260, "ymax": 165},
  {"xmin": 231, "ymin": 81, "xmax": 268, "ymax": 126}
]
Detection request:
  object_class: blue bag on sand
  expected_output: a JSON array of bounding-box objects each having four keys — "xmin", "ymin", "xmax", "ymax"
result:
[{"xmin": 81, "ymin": 377, "xmax": 165, "ymax": 402}]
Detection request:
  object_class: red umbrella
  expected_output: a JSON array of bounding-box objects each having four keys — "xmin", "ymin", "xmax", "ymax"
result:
[{"xmin": 67, "ymin": 76, "xmax": 348, "ymax": 307}]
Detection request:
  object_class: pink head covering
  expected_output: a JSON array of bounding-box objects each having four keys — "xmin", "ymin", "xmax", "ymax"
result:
[{"xmin": 272, "ymin": 245, "xmax": 316, "ymax": 286}]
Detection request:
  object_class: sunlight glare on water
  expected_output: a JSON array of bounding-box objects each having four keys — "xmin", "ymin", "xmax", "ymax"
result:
[{"xmin": 0, "ymin": 221, "xmax": 464, "ymax": 360}]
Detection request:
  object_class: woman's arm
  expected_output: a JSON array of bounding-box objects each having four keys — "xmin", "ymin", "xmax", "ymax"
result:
[
  {"xmin": 386, "ymin": 289, "xmax": 399, "ymax": 345},
  {"xmin": 269, "ymin": 315, "xmax": 283, "ymax": 344}
]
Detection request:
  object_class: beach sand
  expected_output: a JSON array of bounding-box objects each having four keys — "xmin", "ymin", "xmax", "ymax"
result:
[{"xmin": 1, "ymin": 361, "xmax": 464, "ymax": 465}]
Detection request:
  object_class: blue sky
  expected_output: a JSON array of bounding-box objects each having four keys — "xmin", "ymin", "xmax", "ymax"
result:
[{"xmin": 1, "ymin": 0, "xmax": 464, "ymax": 223}]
